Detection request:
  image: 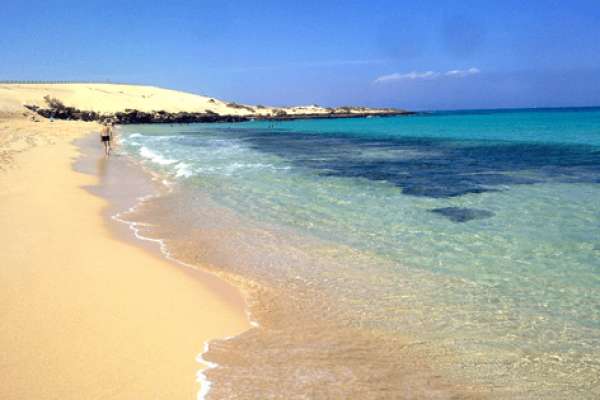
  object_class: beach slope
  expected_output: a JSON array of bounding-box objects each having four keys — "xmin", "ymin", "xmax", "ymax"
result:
[{"xmin": 0, "ymin": 117, "xmax": 249, "ymax": 399}]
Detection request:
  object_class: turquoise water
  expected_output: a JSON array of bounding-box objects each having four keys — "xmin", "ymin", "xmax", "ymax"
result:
[{"xmin": 121, "ymin": 108, "xmax": 600, "ymax": 398}]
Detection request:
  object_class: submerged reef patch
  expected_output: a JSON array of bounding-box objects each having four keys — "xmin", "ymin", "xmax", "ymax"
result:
[{"xmin": 430, "ymin": 207, "xmax": 494, "ymax": 222}]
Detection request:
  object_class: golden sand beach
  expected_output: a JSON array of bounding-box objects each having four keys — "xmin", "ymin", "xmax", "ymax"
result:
[{"xmin": 0, "ymin": 107, "xmax": 250, "ymax": 398}]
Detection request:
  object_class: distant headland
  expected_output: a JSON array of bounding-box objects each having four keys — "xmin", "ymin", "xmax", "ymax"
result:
[{"xmin": 0, "ymin": 83, "xmax": 413, "ymax": 123}]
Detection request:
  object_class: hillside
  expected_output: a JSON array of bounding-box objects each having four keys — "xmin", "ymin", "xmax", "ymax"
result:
[{"xmin": 0, "ymin": 83, "xmax": 409, "ymax": 122}]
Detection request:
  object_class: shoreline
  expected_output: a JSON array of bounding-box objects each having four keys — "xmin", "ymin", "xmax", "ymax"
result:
[
  {"xmin": 0, "ymin": 117, "xmax": 250, "ymax": 399},
  {"xmin": 116, "ymin": 124, "xmax": 484, "ymax": 399},
  {"xmin": 74, "ymin": 131, "xmax": 261, "ymax": 399}
]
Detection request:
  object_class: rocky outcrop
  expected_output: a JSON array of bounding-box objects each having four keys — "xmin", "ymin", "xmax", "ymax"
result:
[
  {"xmin": 112, "ymin": 109, "xmax": 249, "ymax": 123},
  {"xmin": 24, "ymin": 101, "xmax": 250, "ymax": 124},
  {"xmin": 24, "ymin": 96, "xmax": 101, "ymax": 121},
  {"xmin": 24, "ymin": 96, "xmax": 413, "ymax": 124}
]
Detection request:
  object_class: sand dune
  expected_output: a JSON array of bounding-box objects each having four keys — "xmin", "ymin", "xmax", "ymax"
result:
[
  {"xmin": 0, "ymin": 83, "xmax": 402, "ymax": 119},
  {"xmin": 0, "ymin": 83, "xmax": 254, "ymax": 116}
]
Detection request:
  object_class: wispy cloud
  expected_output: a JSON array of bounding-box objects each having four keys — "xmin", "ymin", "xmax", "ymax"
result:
[
  {"xmin": 444, "ymin": 67, "xmax": 480, "ymax": 77},
  {"xmin": 374, "ymin": 67, "xmax": 480, "ymax": 83},
  {"xmin": 374, "ymin": 71, "xmax": 439, "ymax": 82}
]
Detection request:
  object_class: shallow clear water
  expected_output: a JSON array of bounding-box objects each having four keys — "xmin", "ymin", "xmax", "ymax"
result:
[{"xmin": 120, "ymin": 108, "xmax": 600, "ymax": 399}]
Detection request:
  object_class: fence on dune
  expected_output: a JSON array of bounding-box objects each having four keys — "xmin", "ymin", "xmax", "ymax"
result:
[{"xmin": 0, "ymin": 80, "xmax": 142, "ymax": 85}]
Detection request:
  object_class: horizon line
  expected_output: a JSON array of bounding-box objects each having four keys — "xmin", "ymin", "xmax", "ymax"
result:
[{"xmin": 2, "ymin": 80, "xmax": 598, "ymax": 113}]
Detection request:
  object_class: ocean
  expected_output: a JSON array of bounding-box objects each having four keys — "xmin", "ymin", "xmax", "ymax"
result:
[{"xmin": 118, "ymin": 108, "xmax": 600, "ymax": 399}]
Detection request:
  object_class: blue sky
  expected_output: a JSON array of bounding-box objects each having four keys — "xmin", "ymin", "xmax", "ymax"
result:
[{"xmin": 1, "ymin": 0, "xmax": 599, "ymax": 110}]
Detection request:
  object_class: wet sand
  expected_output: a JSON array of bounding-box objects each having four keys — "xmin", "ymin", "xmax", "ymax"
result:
[{"xmin": 0, "ymin": 117, "xmax": 249, "ymax": 399}]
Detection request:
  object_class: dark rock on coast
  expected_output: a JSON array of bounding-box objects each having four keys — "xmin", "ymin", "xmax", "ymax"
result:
[
  {"xmin": 24, "ymin": 101, "xmax": 249, "ymax": 124},
  {"xmin": 24, "ymin": 96, "xmax": 413, "ymax": 124},
  {"xmin": 112, "ymin": 109, "xmax": 249, "ymax": 123}
]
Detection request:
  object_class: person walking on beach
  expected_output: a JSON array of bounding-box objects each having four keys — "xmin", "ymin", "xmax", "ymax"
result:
[{"xmin": 100, "ymin": 121, "xmax": 113, "ymax": 156}]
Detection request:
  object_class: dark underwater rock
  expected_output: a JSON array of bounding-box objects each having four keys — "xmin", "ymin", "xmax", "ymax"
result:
[{"xmin": 430, "ymin": 207, "xmax": 494, "ymax": 222}]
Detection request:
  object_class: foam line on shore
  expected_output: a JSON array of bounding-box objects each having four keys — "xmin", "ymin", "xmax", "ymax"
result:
[{"xmin": 110, "ymin": 175, "xmax": 258, "ymax": 399}]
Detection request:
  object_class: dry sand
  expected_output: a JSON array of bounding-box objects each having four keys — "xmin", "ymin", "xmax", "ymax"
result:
[
  {"xmin": 0, "ymin": 116, "xmax": 250, "ymax": 399},
  {"xmin": 0, "ymin": 83, "xmax": 252, "ymax": 116}
]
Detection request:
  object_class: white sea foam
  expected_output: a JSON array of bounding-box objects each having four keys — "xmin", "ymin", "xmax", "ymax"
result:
[
  {"xmin": 144, "ymin": 135, "xmax": 180, "ymax": 142},
  {"xmin": 175, "ymin": 162, "xmax": 194, "ymax": 178},
  {"xmin": 196, "ymin": 341, "xmax": 218, "ymax": 400},
  {"xmin": 195, "ymin": 327, "xmax": 260, "ymax": 400},
  {"xmin": 139, "ymin": 146, "xmax": 178, "ymax": 165}
]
